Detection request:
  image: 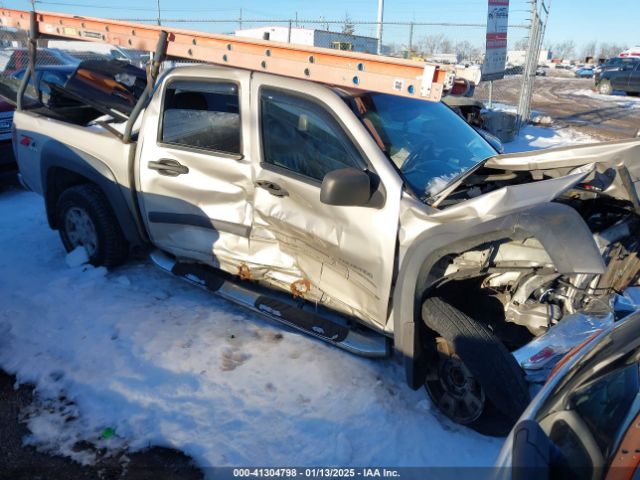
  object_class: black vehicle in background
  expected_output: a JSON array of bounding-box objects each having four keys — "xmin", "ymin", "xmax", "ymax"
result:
[
  {"xmin": 495, "ymin": 308, "xmax": 640, "ymax": 480},
  {"xmin": 596, "ymin": 60, "xmax": 640, "ymax": 96},
  {"xmin": 594, "ymin": 57, "xmax": 640, "ymax": 83}
]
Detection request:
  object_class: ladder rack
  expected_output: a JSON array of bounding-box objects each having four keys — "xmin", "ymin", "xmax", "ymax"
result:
[{"xmin": 0, "ymin": 8, "xmax": 468, "ymax": 102}]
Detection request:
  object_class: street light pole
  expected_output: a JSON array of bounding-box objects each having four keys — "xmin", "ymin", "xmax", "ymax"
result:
[
  {"xmin": 376, "ymin": 0, "xmax": 384, "ymax": 55},
  {"xmin": 156, "ymin": 0, "xmax": 161, "ymax": 26}
]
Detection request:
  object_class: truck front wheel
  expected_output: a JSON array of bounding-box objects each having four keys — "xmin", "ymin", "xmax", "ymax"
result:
[
  {"xmin": 421, "ymin": 296, "xmax": 530, "ymax": 436},
  {"xmin": 56, "ymin": 184, "xmax": 128, "ymax": 268}
]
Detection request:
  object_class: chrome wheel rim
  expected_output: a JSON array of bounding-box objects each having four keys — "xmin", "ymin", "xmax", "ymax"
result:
[{"xmin": 64, "ymin": 206, "xmax": 98, "ymax": 257}]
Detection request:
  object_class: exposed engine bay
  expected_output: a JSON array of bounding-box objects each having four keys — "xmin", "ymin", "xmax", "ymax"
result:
[{"xmin": 429, "ymin": 159, "xmax": 640, "ymax": 344}]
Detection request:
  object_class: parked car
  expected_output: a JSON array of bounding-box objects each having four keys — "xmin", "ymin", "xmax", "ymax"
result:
[
  {"xmin": 495, "ymin": 307, "xmax": 640, "ymax": 480},
  {"xmin": 0, "ymin": 60, "xmax": 144, "ymax": 170},
  {"xmin": 619, "ymin": 46, "xmax": 640, "ymax": 58},
  {"xmin": 0, "ymin": 96, "xmax": 14, "ymax": 169},
  {"xmin": 574, "ymin": 67, "xmax": 594, "ymax": 78},
  {"xmin": 1, "ymin": 64, "xmax": 76, "ymax": 102},
  {"xmin": 594, "ymin": 57, "xmax": 640, "ymax": 83},
  {"xmin": 596, "ymin": 60, "xmax": 640, "ymax": 95},
  {"xmin": 0, "ymin": 64, "xmax": 78, "ymax": 171},
  {"xmin": 12, "ymin": 61, "xmax": 640, "ymax": 436},
  {"xmin": 2, "ymin": 48, "xmax": 81, "ymax": 74},
  {"xmin": 535, "ymin": 66, "xmax": 546, "ymax": 76},
  {"xmin": 47, "ymin": 40, "xmax": 150, "ymax": 68}
]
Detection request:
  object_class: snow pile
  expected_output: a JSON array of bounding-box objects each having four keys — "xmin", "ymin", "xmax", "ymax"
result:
[
  {"xmin": 0, "ymin": 189, "xmax": 501, "ymax": 469},
  {"xmin": 569, "ymin": 89, "xmax": 640, "ymax": 107},
  {"xmin": 504, "ymin": 124, "xmax": 596, "ymax": 153},
  {"xmin": 65, "ymin": 246, "xmax": 89, "ymax": 267}
]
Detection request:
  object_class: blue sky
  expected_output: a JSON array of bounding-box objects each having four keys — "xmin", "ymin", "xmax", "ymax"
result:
[{"xmin": 2, "ymin": 0, "xmax": 638, "ymax": 51}]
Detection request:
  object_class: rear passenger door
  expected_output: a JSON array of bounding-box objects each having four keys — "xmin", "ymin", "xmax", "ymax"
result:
[{"xmin": 138, "ymin": 69, "xmax": 255, "ymax": 270}]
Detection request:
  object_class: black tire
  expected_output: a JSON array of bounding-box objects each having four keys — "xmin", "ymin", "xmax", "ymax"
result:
[
  {"xmin": 56, "ymin": 184, "xmax": 128, "ymax": 268},
  {"xmin": 421, "ymin": 296, "xmax": 530, "ymax": 436},
  {"xmin": 597, "ymin": 80, "xmax": 612, "ymax": 95}
]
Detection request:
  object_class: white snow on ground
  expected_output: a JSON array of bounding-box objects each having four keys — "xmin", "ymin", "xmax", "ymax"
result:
[
  {"xmin": 0, "ymin": 124, "xmax": 592, "ymax": 472},
  {"xmin": 568, "ymin": 89, "xmax": 640, "ymax": 108},
  {"xmin": 504, "ymin": 124, "xmax": 596, "ymax": 153},
  {"xmin": 0, "ymin": 192, "xmax": 502, "ymax": 470}
]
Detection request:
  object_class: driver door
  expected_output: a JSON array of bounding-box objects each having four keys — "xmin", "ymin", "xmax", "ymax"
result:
[{"xmin": 248, "ymin": 74, "xmax": 402, "ymax": 328}]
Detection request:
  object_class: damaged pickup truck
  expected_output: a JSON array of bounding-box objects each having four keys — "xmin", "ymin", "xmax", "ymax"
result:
[{"xmin": 10, "ymin": 49, "xmax": 640, "ymax": 434}]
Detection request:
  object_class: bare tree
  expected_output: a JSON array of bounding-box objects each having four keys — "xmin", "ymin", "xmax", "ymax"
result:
[
  {"xmin": 580, "ymin": 41, "xmax": 597, "ymax": 60},
  {"xmin": 440, "ymin": 38, "xmax": 454, "ymax": 54},
  {"xmin": 513, "ymin": 37, "xmax": 529, "ymax": 50},
  {"xmin": 597, "ymin": 42, "xmax": 629, "ymax": 59},
  {"xmin": 341, "ymin": 13, "xmax": 355, "ymax": 36},
  {"xmin": 553, "ymin": 40, "xmax": 576, "ymax": 60},
  {"xmin": 419, "ymin": 33, "xmax": 445, "ymax": 55},
  {"xmin": 454, "ymin": 40, "xmax": 482, "ymax": 63}
]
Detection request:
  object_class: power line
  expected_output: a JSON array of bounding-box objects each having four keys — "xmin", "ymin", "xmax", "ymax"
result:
[{"xmin": 110, "ymin": 17, "xmax": 529, "ymax": 29}]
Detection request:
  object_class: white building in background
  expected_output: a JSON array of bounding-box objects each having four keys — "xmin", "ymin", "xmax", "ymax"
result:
[
  {"xmin": 234, "ymin": 26, "xmax": 381, "ymax": 54},
  {"xmin": 506, "ymin": 49, "xmax": 552, "ymax": 66}
]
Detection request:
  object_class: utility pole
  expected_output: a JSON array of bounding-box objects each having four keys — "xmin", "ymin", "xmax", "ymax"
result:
[
  {"xmin": 156, "ymin": 0, "xmax": 161, "ymax": 26},
  {"xmin": 376, "ymin": 0, "xmax": 384, "ymax": 55},
  {"xmin": 30, "ymin": 0, "xmax": 35, "ymax": 10},
  {"xmin": 239, "ymin": 8, "xmax": 242, "ymax": 30},
  {"xmin": 408, "ymin": 21, "xmax": 414, "ymax": 57}
]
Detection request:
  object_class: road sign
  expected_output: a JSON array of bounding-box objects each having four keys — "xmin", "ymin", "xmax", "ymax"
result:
[{"xmin": 482, "ymin": 0, "xmax": 509, "ymax": 81}]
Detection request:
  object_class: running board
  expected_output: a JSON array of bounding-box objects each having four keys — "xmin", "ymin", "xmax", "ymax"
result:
[{"xmin": 150, "ymin": 250, "xmax": 390, "ymax": 358}]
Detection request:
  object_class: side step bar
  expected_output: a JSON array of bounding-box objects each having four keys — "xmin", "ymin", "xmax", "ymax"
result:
[{"xmin": 150, "ymin": 250, "xmax": 390, "ymax": 358}]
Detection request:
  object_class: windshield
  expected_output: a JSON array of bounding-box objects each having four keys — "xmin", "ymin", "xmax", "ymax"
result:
[{"xmin": 350, "ymin": 93, "xmax": 496, "ymax": 201}]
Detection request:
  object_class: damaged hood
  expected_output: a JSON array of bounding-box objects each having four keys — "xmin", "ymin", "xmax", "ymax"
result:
[{"xmin": 486, "ymin": 137, "xmax": 640, "ymax": 205}]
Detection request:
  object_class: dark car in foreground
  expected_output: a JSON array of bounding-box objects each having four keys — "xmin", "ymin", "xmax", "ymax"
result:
[
  {"xmin": 0, "ymin": 96, "xmax": 13, "ymax": 169},
  {"xmin": 596, "ymin": 61, "xmax": 640, "ymax": 96},
  {"xmin": 594, "ymin": 57, "xmax": 640, "ymax": 83},
  {"xmin": 495, "ymin": 302, "xmax": 640, "ymax": 480}
]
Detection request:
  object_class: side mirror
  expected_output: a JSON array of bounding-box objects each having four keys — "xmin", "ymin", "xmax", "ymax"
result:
[{"xmin": 320, "ymin": 167, "xmax": 372, "ymax": 207}]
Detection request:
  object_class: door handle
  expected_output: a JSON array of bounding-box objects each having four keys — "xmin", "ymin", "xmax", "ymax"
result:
[
  {"xmin": 255, "ymin": 180, "xmax": 288, "ymax": 197},
  {"xmin": 148, "ymin": 159, "xmax": 189, "ymax": 176}
]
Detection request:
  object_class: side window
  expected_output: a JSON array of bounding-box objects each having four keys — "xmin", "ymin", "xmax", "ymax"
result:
[
  {"xmin": 570, "ymin": 364, "xmax": 639, "ymax": 458},
  {"xmin": 161, "ymin": 81, "xmax": 241, "ymax": 155},
  {"xmin": 260, "ymin": 87, "xmax": 365, "ymax": 181}
]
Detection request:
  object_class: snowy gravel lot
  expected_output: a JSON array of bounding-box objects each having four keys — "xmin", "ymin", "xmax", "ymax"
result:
[{"xmin": 0, "ymin": 193, "xmax": 501, "ymax": 470}]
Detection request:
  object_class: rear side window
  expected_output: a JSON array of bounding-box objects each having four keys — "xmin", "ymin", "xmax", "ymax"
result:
[
  {"xmin": 260, "ymin": 87, "xmax": 365, "ymax": 181},
  {"xmin": 161, "ymin": 81, "xmax": 241, "ymax": 155}
]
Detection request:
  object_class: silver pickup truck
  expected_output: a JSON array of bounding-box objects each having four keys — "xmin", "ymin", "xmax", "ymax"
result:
[{"xmin": 12, "ymin": 60, "xmax": 640, "ymax": 435}]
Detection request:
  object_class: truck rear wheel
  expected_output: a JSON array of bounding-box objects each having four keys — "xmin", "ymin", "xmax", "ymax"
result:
[
  {"xmin": 421, "ymin": 296, "xmax": 530, "ymax": 436},
  {"xmin": 56, "ymin": 184, "xmax": 128, "ymax": 268}
]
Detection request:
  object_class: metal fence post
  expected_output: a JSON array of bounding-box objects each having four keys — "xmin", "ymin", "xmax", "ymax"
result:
[
  {"xmin": 517, "ymin": 0, "xmax": 550, "ymax": 131},
  {"xmin": 488, "ymin": 81, "xmax": 493, "ymax": 109}
]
